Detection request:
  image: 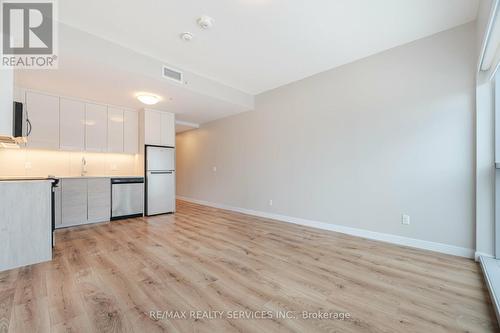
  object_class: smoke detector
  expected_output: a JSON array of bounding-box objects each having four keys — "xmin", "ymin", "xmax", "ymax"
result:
[
  {"xmin": 197, "ymin": 15, "xmax": 214, "ymax": 30},
  {"xmin": 180, "ymin": 32, "xmax": 193, "ymax": 41}
]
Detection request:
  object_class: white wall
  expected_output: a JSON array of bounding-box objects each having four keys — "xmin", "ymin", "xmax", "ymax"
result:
[{"xmin": 176, "ymin": 23, "xmax": 477, "ymax": 252}]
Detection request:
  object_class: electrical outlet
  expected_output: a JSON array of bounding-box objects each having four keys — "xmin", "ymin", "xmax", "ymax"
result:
[
  {"xmin": 111, "ymin": 164, "xmax": 118, "ymax": 171},
  {"xmin": 24, "ymin": 162, "xmax": 32, "ymax": 169},
  {"xmin": 269, "ymin": 199, "xmax": 273, "ymax": 206},
  {"xmin": 212, "ymin": 166, "xmax": 217, "ymax": 172},
  {"xmin": 401, "ymin": 214, "xmax": 410, "ymax": 225}
]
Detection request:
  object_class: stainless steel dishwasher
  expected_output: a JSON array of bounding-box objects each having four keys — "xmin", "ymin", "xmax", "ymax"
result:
[{"xmin": 111, "ymin": 178, "xmax": 144, "ymax": 220}]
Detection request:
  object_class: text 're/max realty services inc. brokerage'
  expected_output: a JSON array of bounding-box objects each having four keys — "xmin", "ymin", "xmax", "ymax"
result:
[{"xmin": 149, "ymin": 310, "xmax": 352, "ymax": 321}]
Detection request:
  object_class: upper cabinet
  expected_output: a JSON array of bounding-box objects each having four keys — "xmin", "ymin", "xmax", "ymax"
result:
[
  {"xmin": 107, "ymin": 107, "xmax": 124, "ymax": 153},
  {"xmin": 109, "ymin": 107, "xmax": 139, "ymax": 154},
  {"xmin": 160, "ymin": 112, "xmax": 175, "ymax": 147},
  {"xmin": 60, "ymin": 98, "xmax": 85, "ymax": 151},
  {"xmin": 19, "ymin": 88, "xmax": 139, "ymax": 154},
  {"xmin": 143, "ymin": 109, "xmax": 175, "ymax": 147},
  {"xmin": 144, "ymin": 109, "xmax": 162, "ymax": 145},
  {"xmin": 26, "ymin": 91, "xmax": 60, "ymax": 149},
  {"xmin": 124, "ymin": 109, "xmax": 138, "ymax": 154},
  {"xmin": 85, "ymin": 103, "xmax": 107, "ymax": 152}
]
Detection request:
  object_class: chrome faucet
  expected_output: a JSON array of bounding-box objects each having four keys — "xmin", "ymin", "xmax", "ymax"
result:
[{"xmin": 81, "ymin": 156, "xmax": 87, "ymax": 176}]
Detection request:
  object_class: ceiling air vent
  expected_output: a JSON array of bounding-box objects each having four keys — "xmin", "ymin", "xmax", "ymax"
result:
[{"xmin": 162, "ymin": 65, "xmax": 183, "ymax": 83}]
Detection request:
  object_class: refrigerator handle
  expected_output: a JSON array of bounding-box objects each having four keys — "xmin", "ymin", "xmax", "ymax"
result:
[{"xmin": 149, "ymin": 171, "xmax": 173, "ymax": 174}]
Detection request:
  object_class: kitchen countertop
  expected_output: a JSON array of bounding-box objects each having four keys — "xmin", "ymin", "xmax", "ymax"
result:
[
  {"xmin": 0, "ymin": 175, "xmax": 143, "ymax": 180},
  {"xmin": 57, "ymin": 175, "xmax": 143, "ymax": 179},
  {"xmin": 0, "ymin": 176, "xmax": 57, "ymax": 182}
]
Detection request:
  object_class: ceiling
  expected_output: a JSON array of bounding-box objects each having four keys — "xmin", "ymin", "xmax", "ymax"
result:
[
  {"xmin": 58, "ymin": 0, "xmax": 479, "ymax": 95},
  {"xmin": 15, "ymin": 24, "xmax": 251, "ymax": 125}
]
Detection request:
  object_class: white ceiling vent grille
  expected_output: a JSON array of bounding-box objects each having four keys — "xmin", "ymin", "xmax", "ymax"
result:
[{"xmin": 162, "ymin": 65, "xmax": 183, "ymax": 83}]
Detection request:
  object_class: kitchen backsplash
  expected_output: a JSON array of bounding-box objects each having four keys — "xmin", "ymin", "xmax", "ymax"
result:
[{"xmin": 0, "ymin": 148, "xmax": 140, "ymax": 177}]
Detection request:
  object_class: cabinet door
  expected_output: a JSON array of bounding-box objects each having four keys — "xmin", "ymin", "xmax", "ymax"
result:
[
  {"xmin": 124, "ymin": 109, "xmax": 138, "ymax": 154},
  {"xmin": 87, "ymin": 178, "xmax": 110, "ymax": 223},
  {"xmin": 107, "ymin": 107, "xmax": 124, "ymax": 153},
  {"xmin": 85, "ymin": 103, "xmax": 107, "ymax": 152},
  {"xmin": 161, "ymin": 112, "xmax": 175, "ymax": 147},
  {"xmin": 61, "ymin": 179, "xmax": 87, "ymax": 227},
  {"xmin": 60, "ymin": 98, "xmax": 85, "ymax": 151},
  {"xmin": 26, "ymin": 91, "xmax": 60, "ymax": 149},
  {"xmin": 144, "ymin": 110, "xmax": 161, "ymax": 145}
]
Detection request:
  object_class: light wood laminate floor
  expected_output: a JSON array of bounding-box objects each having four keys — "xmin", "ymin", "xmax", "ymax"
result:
[{"xmin": 0, "ymin": 200, "xmax": 498, "ymax": 332}]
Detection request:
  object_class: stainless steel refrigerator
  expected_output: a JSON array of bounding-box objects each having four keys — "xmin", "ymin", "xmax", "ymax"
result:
[{"xmin": 145, "ymin": 145, "xmax": 175, "ymax": 216}]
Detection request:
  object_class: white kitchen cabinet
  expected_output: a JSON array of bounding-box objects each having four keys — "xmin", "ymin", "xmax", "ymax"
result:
[
  {"xmin": 58, "ymin": 177, "xmax": 111, "ymax": 228},
  {"xmin": 144, "ymin": 109, "xmax": 162, "ymax": 145},
  {"xmin": 161, "ymin": 112, "xmax": 175, "ymax": 147},
  {"xmin": 26, "ymin": 91, "xmax": 60, "ymax": 149},
  {"xmin": 85, "ymin": 103, "xmax": 107, "ymax": 152},
  {"xmin": 107, "ymin": 107, "xmax": 124, "ymax": 153},
  {"xmin": 124, "ymin": 109, "xmax": 138, "ymax": 154},
  {"xmin": 60, "ymin": 98, "xmax": 85, "ymax": 151},
  {"xmin": 87, "ymin": 178, "xmax": 111, "ymax": 223},
  {"xmin": 143, "ymin": 109, "xmax": 175, "ymax": 147},
  {"xmin": 0, "ymin": 181, "xmax": 52, "ymax": 271},
  {"xmin": 13, "ymin": 88, "xmax": 141, "ymax": 153},
  {"xmin": 61, "ymin": 178, "xmax": 87, "ymax": 227}
]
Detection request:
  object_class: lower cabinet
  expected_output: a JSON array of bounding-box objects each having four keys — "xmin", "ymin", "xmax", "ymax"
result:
[
  {"xmin": 58, "ymin": 178, "xmax": 110, "ymax": 228},
  {"xmin": 61, "ymin": 179, "xmax": 87, "ymax": 228},
  {"xmin": 87, "ymin": 178, "xmax": 111, "ymax": 223}
]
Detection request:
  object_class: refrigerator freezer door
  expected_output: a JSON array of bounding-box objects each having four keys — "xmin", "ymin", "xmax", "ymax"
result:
[
  {"xmin": 147, "ymin": 171, "xmax": 175, "ymax": 215},
  {"xmin": 146, "ymin": 146, "xmax": 175, "ymax": 171}
]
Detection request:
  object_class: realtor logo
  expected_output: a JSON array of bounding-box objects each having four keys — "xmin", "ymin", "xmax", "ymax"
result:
[{"xmin": 1, "ymin": 0, "xmax": 58, "ymax": 68}]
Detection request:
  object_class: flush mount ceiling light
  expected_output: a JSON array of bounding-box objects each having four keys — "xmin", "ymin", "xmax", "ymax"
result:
[
  {"xmin": 137, "ymin": 94, "xmax": 160, "ymax": 105},
  {"xmin": 197, "ymin": 15, "xmax": 214, "ymax": 30},
  {"xmin": 180, "ymin": 32, "xmax": 194, "ymax": 41}
]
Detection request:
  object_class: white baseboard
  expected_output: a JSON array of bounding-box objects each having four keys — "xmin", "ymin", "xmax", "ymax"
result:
[
  {"xmin": 476, "ymin": 251, "xmax": 496, "ymax": 262},
  {"xmin": 177, "ymin": 196, "xmax": 475, "ymax": 259}
]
